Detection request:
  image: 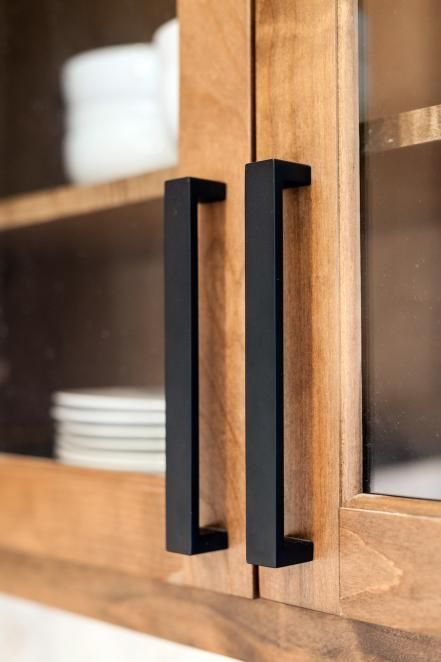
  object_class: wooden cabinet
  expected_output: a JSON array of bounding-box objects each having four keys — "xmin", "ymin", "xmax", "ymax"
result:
[
  {"xmin": 0, "ymin": 0, "xmax": 254, "ymax": 600},
  {"xmin": 0, "ymin": 0, "xmax": 441, "ymax": 658},
  {"xmin": 252, "ymin": 0, "xmax": 441, "ymax": 636}
]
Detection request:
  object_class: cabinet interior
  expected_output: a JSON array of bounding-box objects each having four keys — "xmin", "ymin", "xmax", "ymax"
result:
[
  {"xmin": 0, "ymin": 199, "xmax": 164, "ymax": 458},
  {"xmin": 0, "ymin": 0, "xmax": 176, "ymax": 197}
]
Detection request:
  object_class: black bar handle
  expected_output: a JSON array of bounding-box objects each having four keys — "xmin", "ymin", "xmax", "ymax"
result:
[
  {"xmin": 245, "ymin": 159, "xmax": 314, "ymax": 568},
  {"xmin": 165, "ymin": 177, "xmax": 228, "ymax": 555}
]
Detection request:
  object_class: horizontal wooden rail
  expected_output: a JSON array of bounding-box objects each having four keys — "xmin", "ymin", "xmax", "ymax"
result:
[{"xmin": 0, "ymin": 455, "xmax": 180, "ymax": 581}]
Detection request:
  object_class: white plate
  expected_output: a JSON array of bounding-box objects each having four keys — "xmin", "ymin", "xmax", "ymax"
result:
[
  {"xmin": 55, "ymin": 434, "xmax": 165, "ymax": 452},
  {"xmin": 56, "ymin": 442, "xmax": 165, "ymax": 463},
  {"xmin": 53, "ymin": 388, "xmax": 165, "ymax": 412},
  {"xmin": 51, "ymin": 406, "xmax": 165, "ymax": 425},
  {"xmin": 54, "ymin": 421, "xmax": 165, "ymax": 439},
  {"xmin": 56, "ymin": 447, "xmax": 165, "ymax": 473}
]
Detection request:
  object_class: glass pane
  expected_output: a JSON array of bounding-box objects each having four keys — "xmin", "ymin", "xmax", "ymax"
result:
[
  {"xmin": 0, "ymin": 203, "xmax": 165, "ymax": 473},
  {"xmin": 0, "ymin": 0, "xmax": 177, "ymax": 196},
  {"xmin": 0, "ymin": 0, "xmax": 177, "ymax": 475},
  {"xmin": 360, "ymin": 0, "xmax": 441, "ymax": 499}
]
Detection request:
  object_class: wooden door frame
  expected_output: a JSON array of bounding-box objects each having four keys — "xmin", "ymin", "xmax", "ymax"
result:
[
  {"xmin": 339, "ymin": 0, "xmax": 441, "ymax": 636},
  {"xmin": 339, "ymin": 2, "xmax": 441, "ymax": 636},
  {"xmin": 254, "ymin": 0, "xmax": 441, "ymax": 632},
  {"xmin": 176, "ymin": 0, "xmax": 255, "ymax": 597},
  {"xmin": 0, "ymin": 0, "xmax": 255, "ymax": 601},
  {"xmin": 254, "ymin": 0, "xmax": 342, "ymax": 613}
]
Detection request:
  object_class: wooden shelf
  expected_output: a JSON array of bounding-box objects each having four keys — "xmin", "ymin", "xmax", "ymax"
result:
[
  {"xmin": 363, "ymin": 104, "xmax": 441, "ymax": 154},
  {"xmin": 0, "ymin": 167, "xmax": 176, "ymax": 231}
]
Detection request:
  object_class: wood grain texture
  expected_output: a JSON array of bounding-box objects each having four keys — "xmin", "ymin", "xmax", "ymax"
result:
[
  {"xmin": 175, "ymin": 0, "xmax": 254, "ymax": 597},
  {"xmin": 347, "ymin": 493, "xmax": 441, "ymax": 518},
  {"xmin": 0, "ymin": 456, "xmax": 185, "ymax": 581},
  {"xmin": 363, "ymin": 104, "xmax": 441, "ymax": 154},
  {"xmin": 340, "ymin": 506, "xmax": 441, "ymax": 636},
  {"xmin": 338, "ymin": 0, "xmax": 362, "ymax": 505},
  {"xmin": 255, "ymin": 0, "xmax": 340, "ymax": 612},
  {"xmin": 1, "ymin": 550, "xmax": 441, "ymax": 662},
  {"xmin": 0, "ymin": 168, "xmax": 175, "ymax": 229},
  {"xmin": 338, "ymin": 0, "xmax": 441, "ymax": 638}
]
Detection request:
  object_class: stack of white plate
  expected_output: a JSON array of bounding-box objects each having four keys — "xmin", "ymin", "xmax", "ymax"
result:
[{"xmin": 51, "ymin": 388, "xmax": 165, "ymax": 473}]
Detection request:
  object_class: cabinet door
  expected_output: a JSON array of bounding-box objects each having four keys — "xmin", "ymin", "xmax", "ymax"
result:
[
  {"xmin": 252, "ymin": 0, "xmax": 341, "ymax": 613},
  {"xmin": 340, "ymin": 0, "xmax": 441, "ymax": 634},
  {"xmin": 170, "ymin": 0, "xmax": 254, "ymax": 596},
  {"xmin": 252, "ymin": 0, "xmax": 441, "ymax": 631},
  {"xmin": 0, "ymin": 0, "xmax": 254, "ymax": 600}
]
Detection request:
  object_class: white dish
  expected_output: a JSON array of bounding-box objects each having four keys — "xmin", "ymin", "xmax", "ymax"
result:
[
  {"xmin": 63, "ymin": 116, "xmax": 177, "ymax": 184},
  {"xmin": 62, "ymin": 44, "xmax": 160, "ymax": 104},
  {"xmin": 56, "ymin": 442, "xmax": 164, "ymax": 463},
  {"xmin": 55, "ymin": 433, "xmax": 165, "ymax": 452},
  {"xmin": 65, "ymin": 98, "xmax": 164, "ymax": 132},
  {"xmin": 55, "ymin": 421, "xmax": 165, "ymax": 439},
  {"xmin": 56, "ymin": 447, "xmax": 165, "ymax": 473},
  {"xmin": 154, "ymin": 19, "xmax": 179, "ymax": 139},
  {"xmin": 53, "ymin": 387, "xmax": 165, "ymax": 412},
  {"xmin": 51, "ymin": 406, "xmax": 165, "ymax": 425}
]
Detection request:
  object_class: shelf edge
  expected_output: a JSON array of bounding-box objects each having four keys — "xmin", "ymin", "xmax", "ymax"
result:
[{"xmin": 0, "ymin": 167, "xmax": 176, "ymax": 231}]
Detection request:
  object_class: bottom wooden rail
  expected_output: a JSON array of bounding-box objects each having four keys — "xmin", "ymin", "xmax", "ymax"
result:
[
  {"xmin": 0, "ymin": 549, "xmax": 439, "ymax": 661},
  {"xmin": 0, "ymin": 455, "xmax": 179, "ymax": 581}
]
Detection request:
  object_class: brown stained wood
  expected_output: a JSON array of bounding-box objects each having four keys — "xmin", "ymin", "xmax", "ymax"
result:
[
  {"xmin": 340, "ymin": 506, "xmax": 441, "ymax": 636},
  {"xmin": 255, "ymin": 0, "xmax": 340, "ymax": 612},
  {"xmin": 0, "ymin": 456, "xmax": 184, "ymax": 582},
  {"xmin": 348, "ymin": 493, "xmax": 441, "ymax": 518},
  {"xmin": 0, "ymin": 168, "xmax": 175, "ymax": 229},
  {"xmin": 339, "ymin": 0, "xmax": 362, "ymax": 505},
  {"xmin": 363, "ymin": 104, "xmax": 441, "ymax": 154},
  {"xmin": 176, "ymin": 0, "xmax": 254, "ymax": 597},
  {"xmin": 1, "ymin": 550, "xmax": 441, "ymax": 662},
  {"xmin": 338, "ymin": 0, "xmax": 441, "ymax": 638}
]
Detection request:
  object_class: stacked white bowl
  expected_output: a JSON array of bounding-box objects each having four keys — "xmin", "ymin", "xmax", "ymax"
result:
[
  {"xmin": 61, "ymin": 20, "xmax": 179, "ymax": 184},
  {"xmin": 51, "ymin": 388, "xmax": 165, "ymax": 473},
  {"xmin": 154, "ymin": 18, "xmax": 179, "ymax": 141}
]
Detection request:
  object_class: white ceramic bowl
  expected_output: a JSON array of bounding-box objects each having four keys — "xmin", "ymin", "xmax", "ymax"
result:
[
  {"xmin": 65, "ymin": 99, "xmax": 164, "ymax": 132},
  {"xmin": 154, "ymin": 19, "xmax": 179, "ymax": 139},
  {"xmin": 62, "ymin": 44, "xmax": 160, "ymax": 104},
  {"xmin": 63, "ymin": 116, "xmax": 177, "ymax": 184}
]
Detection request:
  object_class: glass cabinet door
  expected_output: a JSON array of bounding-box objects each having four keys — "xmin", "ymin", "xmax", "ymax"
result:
[
  {"xmin": 359, "ymin": 0, "xmax": 441, "ymax": 499},
  {"xmin": 0, "ymin": 0, "xmax": 176, "ymax": 470},
  {"xmin": 0, "ymin": 0, "xmax": 255, "ymax": 600}
]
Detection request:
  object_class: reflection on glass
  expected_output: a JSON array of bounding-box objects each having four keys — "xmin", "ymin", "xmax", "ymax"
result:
[
  {"xmin": 360, "ymin": 0, "xmax": 441, "ymax": 499},
  {"xmin": 0, "ymin": 0, "xmax": 176, "ymax": 474},
  {"xmin": 0, "ymin": 204, "xmax": 165, "ymax": 473}
]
